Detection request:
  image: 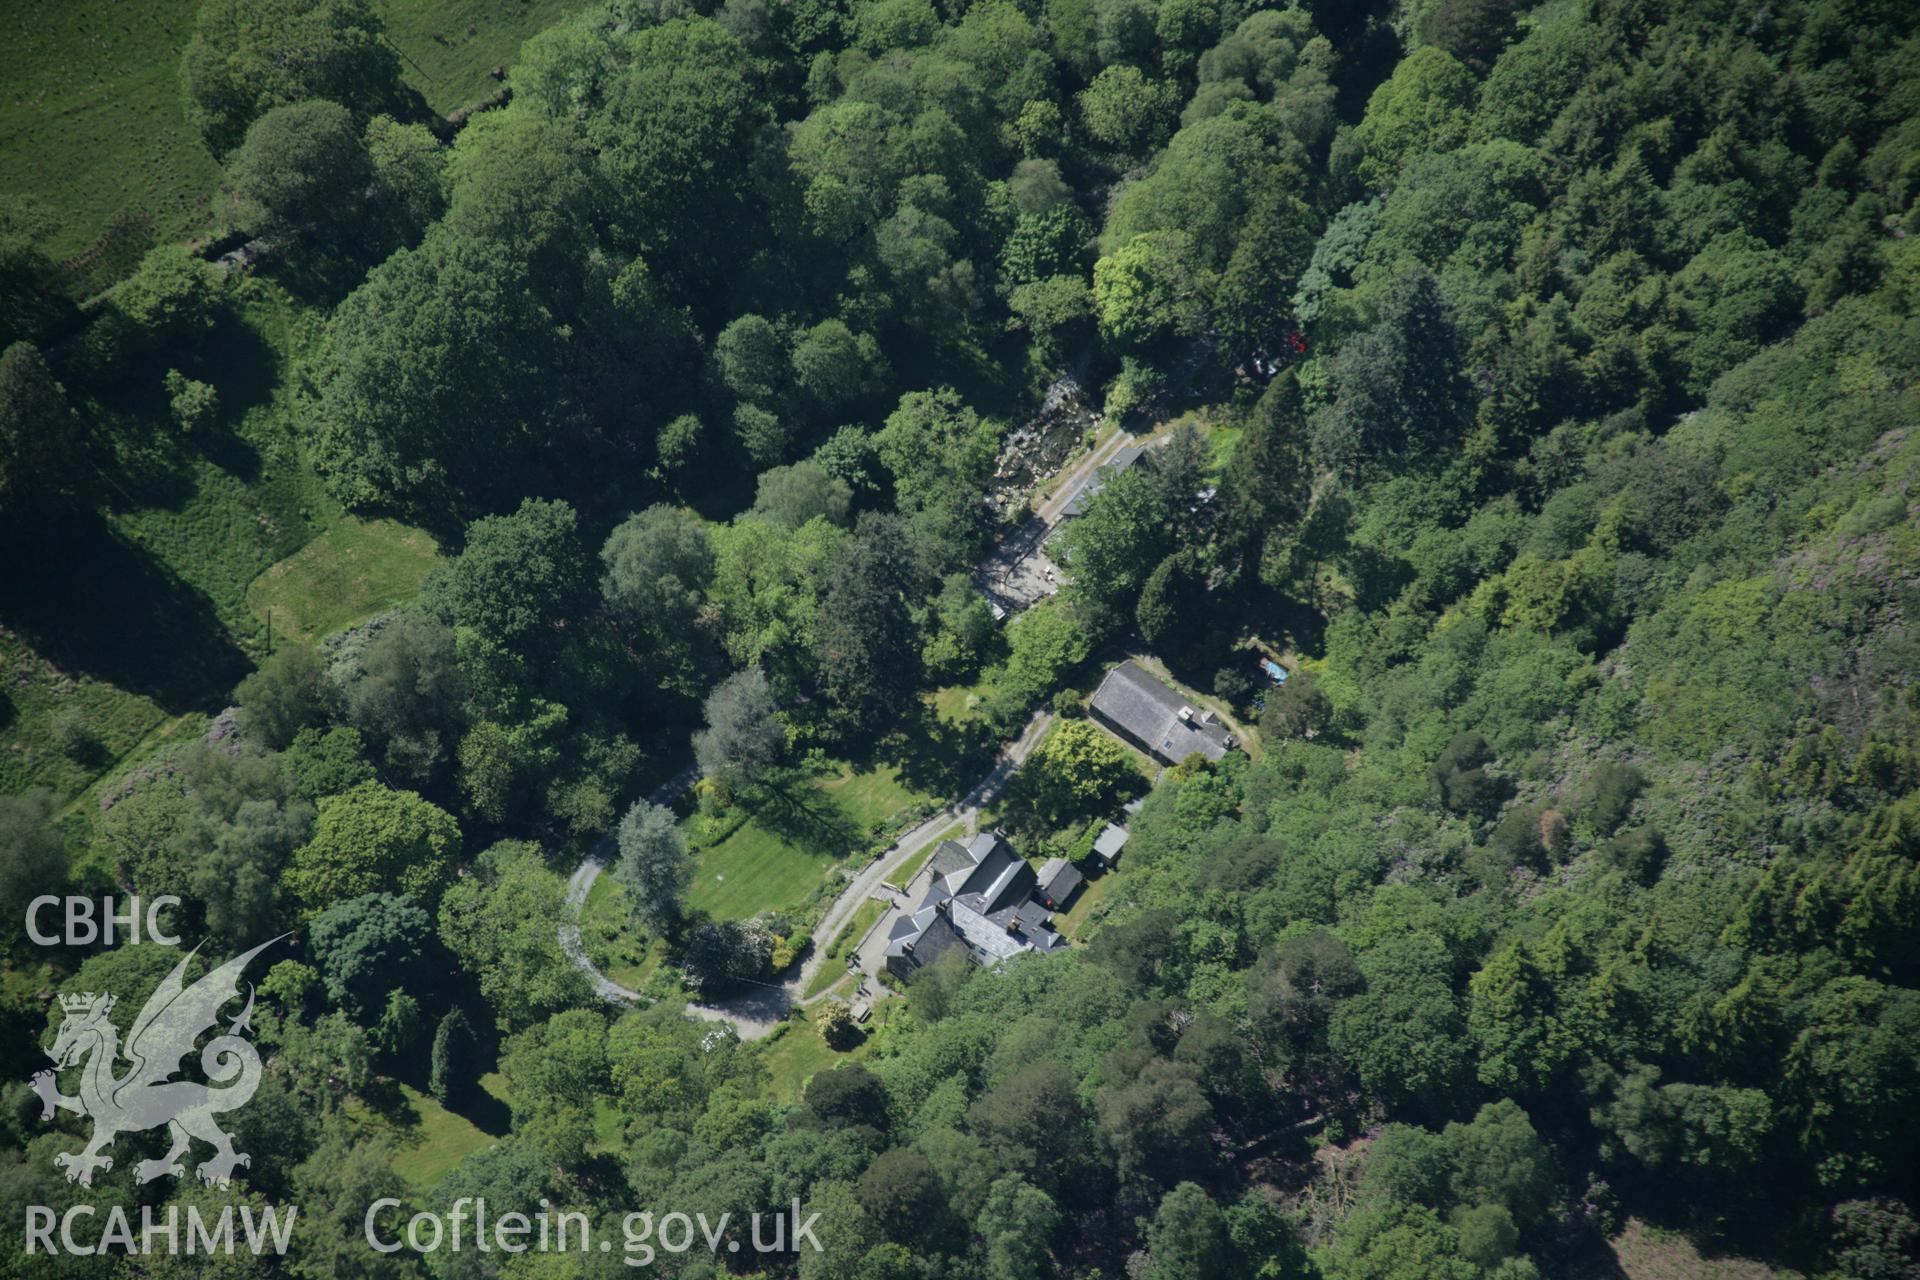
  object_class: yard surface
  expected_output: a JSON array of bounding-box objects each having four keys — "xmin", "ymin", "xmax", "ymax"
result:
[
  {"xmin": 806, "ymin": 898, "xmax": 888, "ymax": 997},
  {"xmin": 1052, "ymin": 865, "xmax": 1117, "ymax": 940}
]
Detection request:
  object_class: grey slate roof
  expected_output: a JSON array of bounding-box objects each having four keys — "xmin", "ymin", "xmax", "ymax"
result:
[
  {"xmin": 1061, "ymin": 443, "xmax": 1152, "ymax": 517},
  {"xmin": 1088, "ymin": 661, "xmax": 1235, "ymax": 764},
  {"xmin": 1092, "ymin": 823, "xmax": 1129, "ymax": 862},
  {"xmin": 885, "ymin": 831, "xmax": 1070, "ymax": 977},
  {"xmin": 925, "ymin": 838, "xmax": 977, "ymax": 882},
  {"xmin": 1035, "ymin": 857, "xmax": 1083, "ymax": 907}
]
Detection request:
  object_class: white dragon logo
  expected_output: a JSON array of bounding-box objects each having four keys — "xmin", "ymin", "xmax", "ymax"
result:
[{"xmin": 29, "ymin": 936, "xmax": 284, "ymax": 1188}]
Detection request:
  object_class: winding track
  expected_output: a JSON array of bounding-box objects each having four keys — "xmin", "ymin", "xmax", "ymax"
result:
[{"xmin": 559, "ymin": 711, "xmax": 1054, "ymax": 1039}]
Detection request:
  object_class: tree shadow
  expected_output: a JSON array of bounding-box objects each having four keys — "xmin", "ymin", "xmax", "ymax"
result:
[
  {"xmin": 748, "ymin": 775, "xmax": 865, "ymax": 860},
  {"xmin": 0, "ymin": 512, "xmax": 251, "ymax": 711},
  {"xmin": 870, "ymin": 704, "xmax": 996, "ymax": 798},
  {"xmin": 449, "ymin": 1086, "xmax": 511, "ymax": 1139},
  {"xmin": 356, "ymin": 1076, "xmax": 414, "ymax": 1126}
]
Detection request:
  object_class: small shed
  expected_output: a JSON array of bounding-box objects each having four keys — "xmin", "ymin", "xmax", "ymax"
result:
[
  {"xmin": 1035, "ymin": 858, "xmax": 1084, "ymax": 910},
  {"xmin": 1092, "ymin": 823, "xmax": 1129, "ymax": 869}
]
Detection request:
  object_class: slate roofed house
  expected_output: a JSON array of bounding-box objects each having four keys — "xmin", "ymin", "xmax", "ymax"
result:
[
  {"xmin": 1061, "ymin": 443, "xmax": 1150, "ymax": 517},
  {"xmin": 1089, "ymin": 660, "xmax": 1236, "ymax": 765},
  {"xmin": 1035, "ymin": 857, "xmax": 1083, "ymax": 910},
  {"xmin": 884, "ymin": 832, "xmax": 1071, "ymax": 980}
]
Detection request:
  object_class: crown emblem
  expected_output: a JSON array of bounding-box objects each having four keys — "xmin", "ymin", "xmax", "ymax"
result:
[{"xmin": 59, "ymin": 992, "xmax": 112, "ymax": 1016}]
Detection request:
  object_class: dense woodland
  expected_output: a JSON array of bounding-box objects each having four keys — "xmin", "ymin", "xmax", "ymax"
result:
[{"xmin": 3, "ymin": 0, "xmax": 1920, "ymax": 1276}]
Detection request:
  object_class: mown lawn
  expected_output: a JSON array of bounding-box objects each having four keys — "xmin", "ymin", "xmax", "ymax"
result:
[
  {"xmin": 819, "ymin": 761, "xmax": 923, "ymax": 831},
  {"xmin": 684, "ymin": 763, "xmax": 933, "ymax": 921},
  {"xmin": 756, "ymin": 1001, "xmax": 898, "ymax": 1104},
  {"xmin": 246, "ymin": 516, "xmax": 441, "ymax": 647},
  {"xmin": 359, "ymin": 1073, "xmax": 510, "ymax": 1189},
  {"xmin": 932, "ymin": 683, "xmax": 988, "ymax": 725},
  {"xmin": 685, "ymin": 816, "xmax": 845, "ymax": 921}
]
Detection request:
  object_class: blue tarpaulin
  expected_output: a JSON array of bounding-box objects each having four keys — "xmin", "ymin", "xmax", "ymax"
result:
[{"xmin": 1261, "ymin": 659, "xmax": 1287, "ymax": 684}]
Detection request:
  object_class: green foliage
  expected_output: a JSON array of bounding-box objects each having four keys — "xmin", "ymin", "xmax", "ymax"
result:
[
  {"xmin": 332, "ymin": 610, "xmax": 465, "ymax": 786},
  {"xmin": 1079, "ymin": 66, "xmax": 1180, "ymax": 156},
  {"xmin": 13, "ymin": 0, "xmax": 1920, "ymax": 1270},
  {"xmin": 224, "ymin": 99, "xmax": 372, "ymax": 239},
  {"xmin": 437, "ymin": 839, "xmax": 588, "ymax": 1031},
  {"xmin": 307, "ymin": 226, "xmax": 558, "ymax": 519},
  {"xmin": 426, "ymin": 498, "xmax": 589, "ymax": 662},
  {"xmin": 979, "ymin": 597, "xmax": 1093, "ymax": 727},
  {"xmin": 429, "ymin": 1006, "xmax": 477, "ymax": 1104},
  {"xmin": 180, "ymin": 0, "xmax": 403, "ymax": 154},
  {"xmin": 309, "ymin": 891, "xmax": 431, "ymax": 1020},
  {"xmin": 283, "ymin": 780, "xmax": 460, "ymax": 917},
  {"xmin": 1027, "ymin": 719, "xmax": 1137, "ymax": 823},
  {"xmin": 0, "ymin": 789, "xmax": 67, "ymax": 951},
  {"xmin": 1093, "ymin": 231, "xmax": 1208, "ymax": 352},
  {"xmin": 693, "ymin": 667, "xmax": 787, "ymax": 792},
  {"xmin": 156, "ymin": 375, "xmax": 218, "ymax": 444},
  {"xmin": 88, "ymin": 245, "xmax": 224, "ymax": 369},
  {"xmin": 600, "ymin": 502, "xmax": 715, "ymax": 680},
  {"xmin": 613, "ymin": 800, "xmax": 693, "ymax": 935},
  {"xmin": 1352, "ymin": 46, "xmax": 1477, "ymax": 188},
  {"xmin": 0, "ymin": 341, "xmax": 82, "ymax": 538},
  {"xmin": 234, "ymin": 645, "xmax": 326, "ymax": 749},
  {"xmin": 752, "ymin": 461, "xmax": 853, "ymax": 531}
]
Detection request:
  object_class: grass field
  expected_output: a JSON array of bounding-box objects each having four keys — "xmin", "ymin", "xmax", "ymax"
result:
[
  {"xmin": 0, "ymin": 629, "xmax": 178, "ymax": 798},
  {"xmin": 101, "ymin": 281, "xmax": 336, "ymax": 646},
  {"xmin": 0, "ymin": 0, "xmax": 222, "ymax": 261},
  {"xmin": 819, "ymin": 761, "xmax": 924, "ymax": 831},
  {"xmin": 686, "ymin": 814, "xmax": 847, "ymax": 920},
  {"xmin": 0, "ymin": 0, "xmax": 590, "ymax": 268},
  {"xmin": 246, "ymin": 516, "xmax": 441, "ymax": 647},
  {"xmin": 376, "ymin": 0, "xmax": 592, "ymax": 115},
  {"xmin": 932, "ymin": 683, "xmax": 988, "ymax": 725},
  {"xmin": 1, "ymin": 281, "xmax": 322, "ymax": 802},
  {"xmin": 1604, "ymin": 1219, "xmax": 1803, "ymax": 1280},
  {"xmin": 1, "ymin": 280, "xmax": 440, "ymax": 819}
]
